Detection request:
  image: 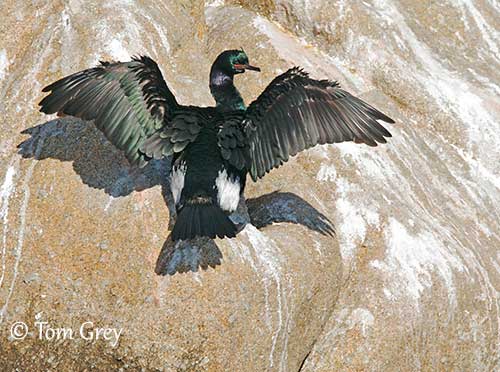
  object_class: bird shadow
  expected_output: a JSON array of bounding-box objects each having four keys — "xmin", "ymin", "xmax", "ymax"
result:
[
  {"xmin": 17, "ymin": 118, "xmax": 171, "ymax": 197},
  {"xmin": 246, "ymin": 191, "xmax": 336, "ymax": 237},
  {"xmin": 18, "ymin": 118, "xmax": 335, "ymax": 276},
  {"xmin": 155, "ymin": 191, "xmax": 335, "ymax": 275},
  {"xmin": 154, "ymin": 236, "xmax": 223, "ymax": 276}
]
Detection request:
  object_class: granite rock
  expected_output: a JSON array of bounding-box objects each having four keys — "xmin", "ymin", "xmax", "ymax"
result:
[{"xmin": 0, "ymin": 1, "xmax": 498, "ymax": 371}]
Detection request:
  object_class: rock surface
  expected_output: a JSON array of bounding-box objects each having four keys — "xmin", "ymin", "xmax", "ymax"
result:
[{"xmin": 0, "ymin": 0, "xmax": 498, "ymax": 371}]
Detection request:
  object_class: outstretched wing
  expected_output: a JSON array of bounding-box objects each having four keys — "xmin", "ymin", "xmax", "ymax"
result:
[
  {"xmin": 38, "ymin": 56, "xmax": 178, "ymax": 166},
  {"xmin": 243, "ymin": 67, "xmax": 395, "ymax": 181}
]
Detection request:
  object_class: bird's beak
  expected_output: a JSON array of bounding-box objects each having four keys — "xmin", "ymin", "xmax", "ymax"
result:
[
  {"xmin": 243, "ymin": 64, "xmax": 261, "ymax": 72},
  {"xmin": 234, "ymin": 64, "xmax": 261, "ymax": 72}
]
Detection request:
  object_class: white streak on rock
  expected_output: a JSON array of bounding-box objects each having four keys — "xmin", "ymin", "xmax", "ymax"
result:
[
  {"xmin": 0, "ymin": 161, "xmax": 35, "ymax": 324},
  {"xmin": 337, "ymin": 142, "xmax": 389, "ymax": 180},
  {"xmin": 252, "ymin": 15, "xmax": 365, "ymax": 89},
  {"xmin": 373, "ymin": 0, "xmax": 500, "ymax": 176},
  {"xmin": 206, "ymin": 0, "xmax": 225, "ymax": 7},
  {"xmin": 334, "ymin": 177, "xmax": 380, "ymax": 260},
  {"xmin": 151, "ymin": 22, "xmax": 171, "ymax": 54},
  {"xmin": 227, "ymin": 238, "xmax": 258, "ymax": 272},
  {"xmin": 104, "ymin": 195, "xmax": 115, "ymax": 212},
  {"xmin": 316, "ymin": 164, "xmax": 337, "ymax": 182},
  {"xmin": 349, "ymin": 308, "xmax": 375, "ymax": 337},
  {"xmin": 243, "ymin": 225, "xmax": 286, "ymax": 370},
  {"xmin": 383, "ymin": 287, "xmax": 396, "ymax": 301},
  {"xmin": 336, "ymin": 198, "xmax": 367, "ymax": 260},
  {"xmin": 108, "ymin": 38, "xmax": 130, "ymax": 61},
  {"xmin": 457, "ymin": 0, "xmax": 500, "ymax": 59},
  {"xmin": 0, "ymin": 50, "xmax": 9, "ymax": 81},
  {"xmin": 491, "ymin": 257, "xmax": 500, "ymax": 276},
  {"xmin": 371, "ymin": 218, "xmax": 464, "ymax": 305},
  {"xmin": 0, "ymin": 164, "xmax": 17, "ymax": 289}
]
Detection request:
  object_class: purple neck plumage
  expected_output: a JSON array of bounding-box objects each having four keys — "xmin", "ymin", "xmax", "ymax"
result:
[{"xmin": 209, "ymin": 67, "xmax": 245, "ymax": 112}]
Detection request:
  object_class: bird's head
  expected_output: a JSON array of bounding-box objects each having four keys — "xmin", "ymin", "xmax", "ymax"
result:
[{"xmin": 212, "ymin": 49, "xmax": 261, "ymax": 76}]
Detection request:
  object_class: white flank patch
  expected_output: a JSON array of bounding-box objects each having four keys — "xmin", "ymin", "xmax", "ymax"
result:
[
  {"xmin": 170, "ymin": 162, "xmax": 186, "ymax": 206},
  {"xmin": 215, "ymin": 168, "xmax": 240, "ymax": 212}
]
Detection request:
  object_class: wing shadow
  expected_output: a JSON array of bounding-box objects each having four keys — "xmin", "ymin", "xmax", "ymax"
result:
[
  {"xmin": 246, "ymin": 191, "xmax": 335, "ymax": 237},
  {"xmin": 17, "ymin": 118, "xmax": 221, "ymax": 276},
  {"xmin": 156, "ymin": 191, "xmax": 335, "ymax": 276},
  {"xmin": 17, "ymin": 118, "xmax": 170, "ymax": 197},
  {"xmin": 18, "ymin": 119, "xmax": 335, "ymax": 276}
]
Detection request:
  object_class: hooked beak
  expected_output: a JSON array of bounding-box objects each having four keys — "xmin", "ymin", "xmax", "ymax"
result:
[{"xmin": 234, "ymin": 63, "xmax": 261, "ymax": 72}]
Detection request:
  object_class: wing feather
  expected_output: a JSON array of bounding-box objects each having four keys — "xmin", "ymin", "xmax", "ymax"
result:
[
  {"xmin": 243, "ymin": 67, "xmax": 395, "ymax": 180},
  {"xmin": 39, "ymin": 56, "xmax": 178, "ymax": 166},
  {"xmin": 140, "ymin": 107, "xmax": 208, "ymax": 159},
  {"xmin": 215, "ymin": 111, "xmax": 248, "ymax": 170}
]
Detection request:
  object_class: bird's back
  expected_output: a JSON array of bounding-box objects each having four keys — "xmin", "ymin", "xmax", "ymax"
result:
[
  {"xmin": 169, "ymin": 107, "xmax": 246, "ymax": 240},
  {"xmin": 179, "ymin": 110, "xmax": 222, "ymax": 198},
  {"xmin": 172, "ymin": 107, "xmax": 245, "ymax": 208}
]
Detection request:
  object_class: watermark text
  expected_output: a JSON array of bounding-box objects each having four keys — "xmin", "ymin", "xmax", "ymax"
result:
[{"xmin": 9, "ymin": 320, "xmax": 123, "ymax": 347}]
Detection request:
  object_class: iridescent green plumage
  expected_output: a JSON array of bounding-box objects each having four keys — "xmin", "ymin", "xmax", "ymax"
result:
[{"xmin": 39, "ymin": 56, "xmax": 177, "ymax": 166}]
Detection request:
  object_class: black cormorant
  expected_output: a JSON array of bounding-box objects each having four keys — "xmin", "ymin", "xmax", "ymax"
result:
[{"xmin": 39, "ymin": 49, "xmax": 394, "ymax": 241}]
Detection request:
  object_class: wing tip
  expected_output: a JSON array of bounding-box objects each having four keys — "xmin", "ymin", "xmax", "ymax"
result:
[
  {"xmin": 132, "ymin": 54, "xmax": 156, "ymax": 67},
  {"xmin": 377, "ymin": 114, "xmax": 395, "ymax": 124},
  {"xmin": 37, "ymin": 99, "xmax": 51, "ymax": 113}
]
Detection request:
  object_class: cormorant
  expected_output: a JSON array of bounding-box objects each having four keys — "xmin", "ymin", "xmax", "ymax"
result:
[{"xmin": 38, "ymin": 49, "xmax": 394, "ymax": 241}]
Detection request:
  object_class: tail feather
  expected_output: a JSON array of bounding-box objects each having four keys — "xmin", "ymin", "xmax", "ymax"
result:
[{"xmin": 172, "ymin": 202, "xmax": 237, "ymax": 241}]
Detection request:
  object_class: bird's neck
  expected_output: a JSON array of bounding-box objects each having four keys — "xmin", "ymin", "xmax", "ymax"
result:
[{"xmin": 209, "ymin": 68, "xmax": 245, "ymax": 112}]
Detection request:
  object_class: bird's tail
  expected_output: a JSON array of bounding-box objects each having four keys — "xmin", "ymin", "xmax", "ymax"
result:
[{"xmin": 171, "ymin": 198, "xmax": 237, "ymax": 241}]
